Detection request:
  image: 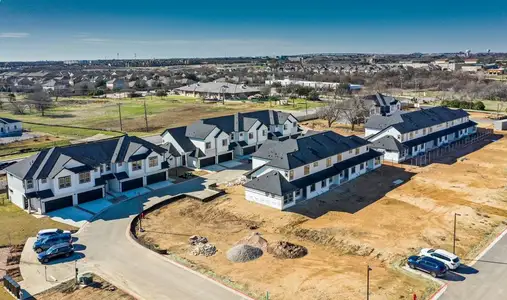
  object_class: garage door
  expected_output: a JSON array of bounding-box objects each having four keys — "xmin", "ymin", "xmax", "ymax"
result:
[
  {"xmin": 77, "ymin": 188, "xmax": 104, "ymax": 204},
  {"xmin": 199, "ymin": 156, "xmax": 215, "ymax": 168},
  {"xmin": 218, "ymin": 152, "xmax": 232, "ymax": 163},
  {"xmin": 147, "ymin": 172, "xmax": 166, "ymax": 185},
  {"xmin": 121, "ymin": 178, "xmax": 144, "ymax": 192},
  {"xmin": 243, "ymin": 146, "xmax": 256, "ymax": 155},
  {"xmin": 44, "ymin": 196, "xmax": 73, "ymax": 213}
]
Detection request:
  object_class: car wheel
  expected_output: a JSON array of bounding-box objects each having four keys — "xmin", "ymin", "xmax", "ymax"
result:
[
  {"xmin": 409, "ymin": 263, "xmax": 415, "ymax": 269},
  {"xmin": 431, "ymin": 272, "xmax": 437, "ymax": 278},
  {"xmin": 36, "ymin": 248, "xmax": 43, "ymax": 253},
  {"xmin": 43, "ymin": 258, "xmax": 49, "ymax": 263},
  {"xmin": 65, "ymin": 252, "xmax": 71, "ymax": 257}
]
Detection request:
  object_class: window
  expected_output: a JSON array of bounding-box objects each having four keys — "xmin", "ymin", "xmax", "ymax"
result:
[
  {"xmin": 289, "ymin": 170, "xmax": 294, "ymax": 180},
  {"xmin": 313, "ymin": 161, "xmax": 319, "ymax": 167},
  {"xmin": 41, "ymin": 179, "xmax": 47, "ymax": 184},
  {"xmin": 58, "ymin": 176, "xmax": 71, "ymax": 189},
  {"xmin": 375, "ymin": 157, "xmax": 381, "ymax": 165},
  {"xmin": 248, "ymin": 132, "xmax": 254, "ymax": 139},
  {"xmin": 349, "ymin": 149, "xmax": 352, "ymax": 154},
  {"xmin": 429, "ymin": 127, "xmax": 433, "ymax": 133},
  {"xmin": 25, "ymin": 179, "xmax": 34, "ymax": 189},
  {"xmin": 423, "ymin": 128, "xmax": 427, "ymax": 135},
  {"xmin": 326, "ymin": 158, "xmax": 332, "ymax": 167},
  {"xmin": 105, "ymin": 164, "xmax": 111, "ymax": 172},
  {"xmin": 355, "ymin": 148, "xmax": 360, "ymax": 155},
  {"xmin": 283, "ymin": 124, "xmax": 288, "ymax": 130},
  {"xmin": 409, "ymin": 132, "xmax": 414, "ymax": 138},
  {"xmin": 118, "ymin": 162, "xmax": 123, "ymax": 167},
  {"xmin": 222, "ymin": 139, "xmax": 228, "ymax": 147},
  {"xmin": 79, "ymin": 172, "xmax": 91, "ymax": 184},
  {"xmin": 350, "ymin": 166, "xmax": 356, "ymax": 173},
  {"xmin": 132, "ymin": 160, "xmax": 143, "ymax": 171},
  {"xmin": 304, "ymin": 165, "xmax": 310, "ymax": 175},
  {"xmin": 360, "ymin": 163, "xmax": 365, "ymax": 170},
  {"xmin": 337, "ymin": 154, "xmax": 342, "ymax": 162},
  {"xmin": 321, "ymin": 179, "xmax": 327, "ymax": 188},
  {"xmin": 230, "ymin": 133, "xmax": 234, "ymax": 140},
  {"xmin": 205, "ymin": 142, "xmax": 211, "ymax": 149},
  {"xmin": 283, "ymin": 193, "xmax": 293, "ymax": 204},
  {"xmin": 310, "ymin": 183, "xmax": 316, "ymax": 192},
  {"xmin": 262, "ymin": 130, "xmax": 266, "ymax": 136},
  {"xmin": 295, "ymin": 189, "xmax": 301, "ymax": 197},
  {"xmin": 239, "ymin": 133, "xmax": 243, "ymax": 137},
  {"xmin": 149, "ymin": 156, "xmax": 158, "ymax": 168}
]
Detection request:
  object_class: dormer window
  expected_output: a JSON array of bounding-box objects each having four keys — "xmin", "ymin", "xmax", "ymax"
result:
[{"xmin": 25, "ymin": 179, "xmax": 34, "ymax": 189}]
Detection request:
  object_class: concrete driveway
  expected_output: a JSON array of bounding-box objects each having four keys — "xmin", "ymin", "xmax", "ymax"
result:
[
  {"xmin": 440, "ymin": 231, "xmax": 507, "ymax": 299},
  {"xmin": 45, "ymin": 206, "xmax": 94, "ymax": 228}
]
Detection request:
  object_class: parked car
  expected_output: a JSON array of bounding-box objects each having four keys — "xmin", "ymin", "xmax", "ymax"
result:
[
  {"xmin": 33, "ymin": 233, "xmax": 72, "ymax": 253},
  {"xmin": 37, "ymin": 243, "xmax": 74, "ymax": 264},
  {"xmin": 36, "ymin": 229, "xmax": 71, "ymax": 240},
  {"xmin": 419, "ymin": 248, "xmax": 461, "ymax": 270},
  {"xmin": 408, "ymin": 255, "xmax": 448, "ymax": 278}
]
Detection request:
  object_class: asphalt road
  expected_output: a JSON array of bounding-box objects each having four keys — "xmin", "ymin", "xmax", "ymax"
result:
[
  {"xmin": 77, "ymin": 169, "xmax": 250, "ymax": 300},
  {"xmin": 440, "ymin": 232, "xmax": 507, "ymax": 300}
]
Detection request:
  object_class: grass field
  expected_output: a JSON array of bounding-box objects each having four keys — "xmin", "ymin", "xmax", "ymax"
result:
[
  {"xmin": 0, "ymin": 201, "xmax": 77, "ymax": 247},
  {"xmin": 0, "ymin": 95, "xmax": 324, "ymax": 138},
  {"xmin": 0, "ymin": 136, "xmax": 70, "ymax": 157}
]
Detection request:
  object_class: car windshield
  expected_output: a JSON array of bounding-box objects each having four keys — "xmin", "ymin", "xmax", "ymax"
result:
[
  {"xmin": 452, "ymin": 257, "xmax": 460, "ymax": 263},
  {"xmin": 427, "ymin": 249, "xmax": 435, "ymax": 253}
]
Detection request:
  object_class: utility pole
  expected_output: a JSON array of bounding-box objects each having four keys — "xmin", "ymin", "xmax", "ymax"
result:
[
  {"xmin": 453, "ymin": 213, "xmax": 461, "ymax": 254},
  {"xmin": 144, "ymin": 98, "xmax": 149, "ymax": 132},
  {"xmin": 366, "ymin": 265, "xmax": 372, "ymax": 300},
  {"xmin": 118, "ymin": 103, "xmax": 123, "ymax": 131}
]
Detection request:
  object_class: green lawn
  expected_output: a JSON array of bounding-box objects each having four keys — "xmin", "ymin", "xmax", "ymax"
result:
[{"xmin": 0, "ymin": 200, "xmax": 77, "ymax": 247}]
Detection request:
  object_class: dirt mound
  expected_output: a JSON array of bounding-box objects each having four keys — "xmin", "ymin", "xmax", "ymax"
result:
[
  {"xmin": 226, "ymin": 244, "xmax": 263, "ymax": 263},
  {"xmin": 268, "ymin": 241, "xmax": 308, "ymax": 259},
  {"xmin": 188, "ymin": 235, "xmax": 208, "ymax": 245},
  {"xmin": 235, "ymin": 232, "xmax": 268, "ymax": 251}
]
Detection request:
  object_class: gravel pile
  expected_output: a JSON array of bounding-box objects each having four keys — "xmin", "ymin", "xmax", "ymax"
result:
[
  {"xmin": 235, "ymin": 232, "xmax": 268, "ymax": 251},
  {"xmin": 268, "ymin": 241, "xmax": 308, "ymax": 259},
  {"xmin": 226, "ymin": 244, "xmax": 263, "ymax": 263},
  {"xmin": 188, "ymin": 235, "xmax": 208, "ymax": 245},
  {"xmin": 190, "ymin": 243, "xmax": 217, "ymax": 257}
]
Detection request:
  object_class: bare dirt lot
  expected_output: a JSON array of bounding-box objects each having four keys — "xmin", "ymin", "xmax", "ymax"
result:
[
  {"xmin": 34, "ymin": 274, "xmax": 135, "ymax": 300},
  {"xmin": 301, "ymin": 119, "xmax": 365, "ymax": 137},
  {"xmin": 139, "ymin": 132, "xmax": 507, "ymax": 300}
]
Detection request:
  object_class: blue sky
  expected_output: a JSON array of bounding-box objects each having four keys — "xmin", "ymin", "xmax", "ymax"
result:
[{"xmin": 1, "ymin": 0, "xmax": 507, "ymax": 61}]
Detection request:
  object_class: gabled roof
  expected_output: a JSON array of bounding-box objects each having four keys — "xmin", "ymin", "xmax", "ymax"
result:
[
  {"xmin": 370, "ymin": 135, "xmax": 406, "ymax": 152},
  {"xmin": 161, "ymin": 126, "xmax": 195, "ymax": 152},
  {"xmin": 175, "ymin": 82, "xmax": 260, "ymax": 94},
  {"xmin": 244, "ymin": 170, "xmax": 297, "ymax": 196},
  {"xmin": 5, "ymin": 135, "xmax": 165, "ymax": 180},
  {"xmin": 253, "ymin": 131, "xmax": 370, "ymax": 170},
  {"xmin": 0, "ymin": 117, "xmax": 21, "ymax": 124},
  {"xmin": 363, "ymin": 93, "xmax": 398, "ymax": 107},
  {"xmin": 365, "ymin": 106, "xmax": 470, "ymax": 133}
]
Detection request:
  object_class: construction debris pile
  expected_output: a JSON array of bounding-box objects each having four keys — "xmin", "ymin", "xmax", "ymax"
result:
[
  {"xmin": 227, "ymin": 244, "xmax": 263, "ymax": 263},
  {"xmin": 268, "ymin": 241, "xmax": 308, "ymax": 259},
  {"xmin": 235, "ymin": 232, "xmax": 268, "ymax": 251},
  {"xmin": 188, "ymin": 235, "xmax": 216, "ymax": 257},
  {"xmin": 226, "ymin": 177, "xmax": 247, "ymax": 187}
]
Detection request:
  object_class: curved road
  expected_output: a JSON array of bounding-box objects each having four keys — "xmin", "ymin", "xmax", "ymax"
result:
[{"xmin": 77, "ymin": 171, "xmax": 250, "ymax": 300}]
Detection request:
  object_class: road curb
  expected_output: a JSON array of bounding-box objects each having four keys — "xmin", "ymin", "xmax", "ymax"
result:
[
  {"xmin": 125, "ymin": 216, "xmax": 256, "ymax": 300},
  {"xmin": 469, "ymin": 226, "xmax": 507, "ymax": 267},
  {"xmin": 402, "ymin": 266, "xmax": 447, "ymax": 300}
]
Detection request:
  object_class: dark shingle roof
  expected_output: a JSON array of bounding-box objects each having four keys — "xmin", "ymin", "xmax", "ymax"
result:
[
  {"xmin": 5, "ymin": 135, "xmax": 165, "ymax": 180},
  {"xmin": 244, "ymin": 170, "xmax": 297, "ymax": 196},
  {"xmin": 365, "ymin": 107, "xmax": 470, "ymax": 133},
  {"xmin": 253, "ymin": 131, "xmax": 370, "ymax": 170},
  {"xmin": 162, "ymin": 126, "xmax": 195, "ymax": 152},
  {"xmin": 370, "ymin": 136, "xmax": 406, "ymax": 152},
  {"xmin": 403, "ymin": 121, "xmax": 477, "ymax": 148},
  {"xmin": 363, "ymin": 93, "xmax": 398, "ymax": 107},
  {"xmin": 0, "ymin": 117, "xmax": 21, "ymax": 124}
]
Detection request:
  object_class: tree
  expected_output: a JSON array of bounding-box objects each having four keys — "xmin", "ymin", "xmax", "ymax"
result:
[
  {"xmin": 339, "ymin": 97, "xmax": 368, "ymax": 131},
  {"xmin": 308, "ymin": 90, "xmax": 319, "ymax": 101},
  {"xmin": 334, "ymin": 83, "xmax": 351, "ymax": 97},
  {"xmin": 95, "ymin": 79, "xmax": 107, "ymax": 88},
  {"xmin": 260, "ymin": 86, "xmax": 271, "ymax": 97},
  {"xmin": 7, "ymin": 93, "xmax": 26, "ymax": 115},
  {"xmin": 155, "ymin": 90, "xmax": 167, "ymax": 97},
  {"xmin": 27, "ymin": 91, "xmax": 53, "ymax": 116},
  {"xmin": 317, "ymin": 102, "xmax": 341, "ymax": 127},
  {"xmin": 472, "ymin": 101, "xmax": 486, "ymax": 110}
]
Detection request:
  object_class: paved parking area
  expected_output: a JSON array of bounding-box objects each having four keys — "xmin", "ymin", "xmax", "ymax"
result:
[
  {"xmin": 219, "ymin": 160, "xmax": 243, "ymax": 169},
  {"xmin": 146, "ymin": 180, "xmax": 174, "ymax": 190},
  {"xmin": 45, "ymin": 206, "xmax": 93, "ymax": 228},
  {"xmin": 202, "ymin": 164, "xmax": 226, "ymax": 172},
  {"xmin": 78, "ymin": 197, "xmax": 114, "ymax": 214},
  {"xmin": 109, "ymin": 187, "xmax": 151, "ymax": 199}
]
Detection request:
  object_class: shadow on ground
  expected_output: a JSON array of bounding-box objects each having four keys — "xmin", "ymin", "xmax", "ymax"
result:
[{"xmin": 287, "ymin": 165, "xmax": 415, "ymax": 218}]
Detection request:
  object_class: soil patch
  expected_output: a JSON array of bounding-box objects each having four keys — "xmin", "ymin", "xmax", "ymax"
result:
[
  {"xmin": 235, "ymin": 232, "xmax": 268, "ymax": 251},
  {"xmin": 268, "ymin": 241, "xmax": 308, "ymax": 259}
]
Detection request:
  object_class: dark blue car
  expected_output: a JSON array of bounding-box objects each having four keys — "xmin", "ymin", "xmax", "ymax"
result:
[
  {"xmin": 37, "ymin": 243, "xmax": 74, "ymax": 264},
  {"xmin": 33, "ymin": 233, "xmax": 72, "ymax": 253},
  {"xmin": 408, "ymin": 255, "xmax": 447, "ymax": 278}
]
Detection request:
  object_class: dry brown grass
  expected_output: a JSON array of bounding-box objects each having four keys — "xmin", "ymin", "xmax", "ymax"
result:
[{"xmin": 300, "ymin": 119, "xmax": 365, "ymax": 136}]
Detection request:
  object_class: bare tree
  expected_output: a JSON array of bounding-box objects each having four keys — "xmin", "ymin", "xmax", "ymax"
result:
[
  {"xmin": 27, "ymin": 91, "xmax": 53, "ymax": 116},
  {"xmin": 339, "ymin": 96, "xmax": 368, "ymax": 131},
  {"xmin": 7, "ymin": 93, "xmax": 26, "ymax": 115},
  {"xmin": 317, "ymin": 102, "xmax": 341, "ymax": 127}
]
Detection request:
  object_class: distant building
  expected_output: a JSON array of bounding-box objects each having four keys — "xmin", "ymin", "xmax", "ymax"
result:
[
  {"xmin": 106, "ymin": 78, "xmax": 127, "ymax": 90},
  {"xmin": 362, "ymin": 93, "xmax": 401, "ymax": 117},
  {"xmin": 265, "ymin": 79, "xmax": 362, "ymax": 90},
  {"xmin": 174, "ymin": 82, "xmax": 260, "ymax": 99},
  {"xmin": 461, "ymin": 65, "xmax": 482, "ymax": 73},
  {"xmin": 0, "ymin": 118, "xmax": 22, "ymax": 137}
]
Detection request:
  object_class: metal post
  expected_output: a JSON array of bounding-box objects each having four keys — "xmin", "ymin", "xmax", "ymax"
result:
[
  {"xmin": 75, "ymin": 260, "xmax": 78, "ymax": 285},
  {"xmin": 367, "ymin": 265, "xmax": 372, "ymax": 300},
  {"xmin": 45, "ymin": 265, "xmax": 48, "ymax": 282}
]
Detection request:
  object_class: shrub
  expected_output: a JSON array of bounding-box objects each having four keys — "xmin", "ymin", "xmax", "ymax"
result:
[
  {"xmin": 155, "ymin": 90, "xmax": 167, "ymax": 97},
  {"xmin": 472, "ymin": 101, "xmax": 486, "ymax": 110}
]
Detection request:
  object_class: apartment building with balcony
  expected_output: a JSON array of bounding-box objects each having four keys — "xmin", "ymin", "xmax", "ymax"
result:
[
  {"xmin": 243, "ymin": 131, "xmax": 383, "ymax": 210},
  {"xmin": 366, "ymin": 106, "xmax": 477, "ymax": 163}
]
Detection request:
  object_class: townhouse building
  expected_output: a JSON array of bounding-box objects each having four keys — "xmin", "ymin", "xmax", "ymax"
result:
[
  {"xmin": 5, "ymin": 135, "xmax": 169, "ymax": 214},
  {"xmin": 161, "ymin": 110, "xmax": 301, "ymax": 169},
  {"xmin": 363, "ymin": 93, "xmax": 401, "ymax": 117},
  {"xmin": 366, "ymin": 106, "xmax": 477, "ymax": 163},
  {"xmin": 0, "ymin": 118, "xmax": 22, "ymax": 137},
  {"xmin": 243, "ymin": 131, "xmax": 383, "ymax": 210}
]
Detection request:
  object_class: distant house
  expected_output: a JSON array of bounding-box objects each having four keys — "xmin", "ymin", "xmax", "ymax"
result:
[
  {"xmin": 366, "ymin": 107, "xmax": 477, "ymax": 163},
  {"xmin": 174, "ymin": 82, "xmax": 260, "ymax": 99},
  {"xmin": 243, "ymin": 131, "xmax": 383, "ymax": 210},
  {"xmin": 5, "ymin": 135, "xmax": 169, "ymax": 214},
  {"xmin": 161, "ymin": 110, "xmax": 301, "ymax": 169},
  {"xmin": 363, "ymin": 93, "xmax": 401, "ymax": 117},
  {"xmin": 0, "ymin": 118, "xmax": 22, "ymax": 137},
  {"xmin": 106, "ymin": 78, "xmax": 127, "ymax": 90}
]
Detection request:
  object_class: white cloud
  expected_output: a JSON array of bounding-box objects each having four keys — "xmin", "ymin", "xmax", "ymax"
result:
[{"xmin": 0, "ymin": 32, "xmax": 29, "ymax": 38}]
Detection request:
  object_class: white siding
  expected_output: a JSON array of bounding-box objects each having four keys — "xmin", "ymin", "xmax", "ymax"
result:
[
  {"xmin": 245, "ymin": 188, "xmax": 283, "ymax": 210},
  {"xmin": 161, "ymin": 132, "xmax": 185, "ymax": 154},
  {"xmin": 252, "ymin": 157, "xmax": 270, "ymax": 169}
]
